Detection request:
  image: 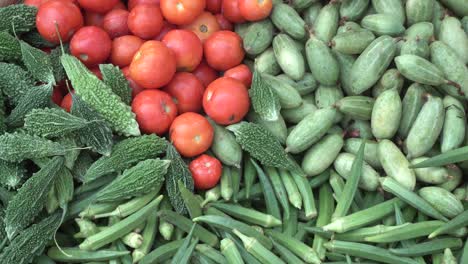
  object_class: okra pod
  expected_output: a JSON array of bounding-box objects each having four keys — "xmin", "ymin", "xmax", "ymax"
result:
[
  {"xmin": 221, "ymin": 238, "xmax": 245, "ymax": 264},
  {"xmin": 389, "ymin": 237, "xmax": 463, "ymax": 257},
  {"xmin": 291, "ymin": 170, "xmax": 317, "ymax": 219},
  {"xmin": 313, "ymin": 184, "xmax": 334, "ymax": 259},
  {"xmin": 47, "ymin": 247, "xmax": 130, "ymax": 263},
  {"xmin": 266, "ymin": 229, "xmax": 320, "ymax": 264},
  {"xmin": 94, "ymin": 190, "xmax": 158, "ymax": 219},
  {"xmin": 233, "ymin": 229, "xmax": 286, "ymax": 264},
  {"xmin": 132, "ymin": 210, "xmax": 159, "ymax": 263}
]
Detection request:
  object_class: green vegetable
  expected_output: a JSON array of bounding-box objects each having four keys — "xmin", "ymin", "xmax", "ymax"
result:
[
  {"xmin": 211, "ymin": 203, "xmax": 282, "ymax": 228},
  {"xmin": 140, "ymin": 239, "xmax": 184, "ymax": 264},
  {"xmin": 4, "ymin": 156, "xmax": 64, "ymax": 239},
  {"xmin": 164, "ymin": 143, "xmax": 194, "ymax": 215},
  {"xmin": 95, "ymin": 159, "xmax": 170, "ymax": 202},
  {"xmin": 100, "ymin": 64, "xmax": 132, "ymax": 105},
  {"xmin": 0, "ymin": 132, "xmax": 66, "ymax": 162},
  {"xmin": 233, "ymin": 229, "xmax": 286, "ymax": 264},
  {"xmin": 24, "ymin": 108, "xmax": 89, "ymax": 138},
  {"xmin": 0, "ymin": 31, "xmax": 20, "ymax": 62},
  {"xmin": 171, "ymin": 224, "xmax": 198, "ymax": 264},
  {"xmin": 0, "ymin": 62, "xmax": 35, "ymax": 105},
  {"xmin": 0, "ymin": 4, "xmax": 37, "ymax": 34},
  {"xmin": 84, "ymin": 134, "xmax": 167, "ymax": 182},
  {"xmin": 47, "ymin": 247, "xmax": 130, "ymax": 263},
  {"xmin": 20, "ymin": 40, "xmax": 55, "ymax": 84},
  {"xmin": 61, "ymin": 54, "xmax": 140, "ymax": 136},
  {"xmin": 0, "ymin": 160, "xmax": 26, "ymax": 189},
  {"xmin": 249, "ymin": 71, "xmax": 281, "ymax": 121}
]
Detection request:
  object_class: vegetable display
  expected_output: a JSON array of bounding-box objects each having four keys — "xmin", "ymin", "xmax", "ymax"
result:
[{"xmin": 0, "ymin": 0, "xmax": 468, "ymax": 263}]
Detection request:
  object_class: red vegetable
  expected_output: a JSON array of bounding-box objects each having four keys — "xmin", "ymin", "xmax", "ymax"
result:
[{"xmin": 189, "ymin": 154, "xmax": 222, "ymax": 190}]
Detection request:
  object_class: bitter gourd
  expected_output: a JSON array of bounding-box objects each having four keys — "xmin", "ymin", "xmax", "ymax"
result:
[
  {"xmin": 24, "ymin": 108, "xmax": 89, "ymax": 138},
  {"xmin": 20, "ymin": 40, "xmax": 55, "ymax": 84},
  {"xmin": 49, "ymin": 45, "xmax": 68, "ymax": 82},
  {"xmin": 4, "ymin": 156, "xmax": 64, "ymax": 239},
  {"xmin": 61, "ymin": 54, "xmax": 140, "ymax": 136},
  {"xmin": 0, "ymin": 160, "xmax": 26, "ymax": 190},
  {"xmin": 0, "ymin": 133, "xmax": 66, "ymax": 162},
  {"xmin": 84, "ymin": 134, "xmax": 167, "ymax": 182},
  {"xmin": 71, "ymin": 94, "xmax": 114, "ymax": 156},
  {"xmin": 0, "ymin": 62, "xmax": 35, "ymax": 105},
  {"xmin": 100, "ymin": 64, "xmax": 132, "ymax": 105},
  {"xmin": 0, "ymin": 31, "xmax": 21, "ymax": 62},
  {"xmin": 165, "ymin": 143, "xmax": 194, "ymax": 215},
  {"xmin": 0, "ymin": 212, "xmax": 62, "ymax": 264},
  {"xmin": 57, "ymin": 136, "xmax": 81, "ymax": 170},
  {"xmin": 95, "ymin": 159, "xmax": 170, "ymax": 202},
  {"xmin": 0, "ymin": 4, "xmax": 37, "ymax": 34},
  {"xmin": 54, "ymin": 167, "xmax": 74, "ymax": 208},
  {"xmin": 227, "ymin": 122, "xmax": 302, "ymax": 173},
  {"xmin": 249, "ymin": 71, "xmax": 281, "ymax": 121},
  {"xmin": 22, "ymin": 30, "xmax": 55, "ymax": 48}
]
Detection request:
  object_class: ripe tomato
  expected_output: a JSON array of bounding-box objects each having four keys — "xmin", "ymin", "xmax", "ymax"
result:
[
  {"xmin": 36, "ymin": 0, "xmax": 83, "ymax": 44},
  {"xmin": 70, "ymin": 26, "xmax": 112, "ymax": 67},
  {"xmin": 129, "ymin": 40, "xmax": 176, "ymax": 89},
  {"xmin": 206, "ymin": 0, "xmax": 222, "ymax": 14},
  {"xmin": 84, "ymin": 11, "xmax": 105, "ymax": 27},
  {"xmin": 154, "ymin": 21, "xmax": 177, "ymax": 41},
  {"xmin": 215, "ymin": 14, "xmax": 233, "ymax": 31},
  {"xmin": 204, "ymin": 30, "xmax": 245, "ymax": 71},
  {"xmin": 61, "ymin": 92, "xmax": 73, "ymax": 112},
  {"xmin": 189, "ymin": 154, "xmax": 222, "ymax": 190},
  {"xmin": 113, "ymin": 1, "xmax": 127, "ymax": 10},
  {"xmin": 89, "ymin": 66, "xmax": 103, "ymax": 79},
  {"xmin": 132, "ymin": 89, "xmax": 178, "ymax": 135},
  {"xmin": 163, "ymin": 72, "xmax": 204, "ymax": 114},
  {"xmin": 160, "ymin": 0, "xmax": 206, "ymax": 26},
  {"xmin": 203, "ymin": 77, "xmax": 250, "ymax": 125},
  {"xmin": 77, "ymin": 0, "xmax": 119, "ymax": 13},
  {"xmin": 25, "ymin": 0, "xmax": 77, "ymax": 8},
  {"xmin": 162, "ymin": 29, "xmax": 203, "ymax": 72},
  {"xmin": 122, "ymin": 67, "xmax": 145, "ymax": 97},
  {"xmin": 169, "ymin": 112, "xmax": 214, "ymax": 157},
  {"xmin": 182, "ymin": 11, "xmax": 220, "ymax": 43},
  {"xmin": 127, "ymin": 0, "xmax": 159, "ymax": 10},
  {"xmin": 192, "ymin": 61, "xmax": 218, "ymax": 87},
  {"xmin": 222, "ymin": 0, "xmax": 246, "ymax": 23},
  {"xmin": 127, "ymin": 4, "xmax": 164, "ymax": 39},
  {"xmin": 102, "ymin": 9, "xmax": 129, "ymax": 39},
  {"xmin": 224, "ymin": 64, "xmax": 252, "ymax": 87},
  {"xmin": 110, "ymin": 35, "xmax": 144, "ymax": 67},
  {"xmin": 51, "ymin": 86, "xmax": 64, "ymax": 105},
  {"xmin": 238, "ymin": 0, "xmax": 272, "ymax": 21}
]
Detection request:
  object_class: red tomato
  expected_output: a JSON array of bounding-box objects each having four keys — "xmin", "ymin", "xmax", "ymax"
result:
[
  {"xmin": 84, "ymin": 11, "xmax": 105, "ymax": 27},
  {"xmin": 222, "ymin": 0, "xmax": 245, "ymax": 23},
  {"xmin": 154, "ymin": 21, "xmax": 177, "ymax": 41},
  {"xmin": 238, "ymin": 0, "xmax": 272, "ymax": 21},
  {"xmin": 122, "ymin": 66, "xmax": 145, "ymax": 97},
  {"xmin": 204, "ymin": 30, "xmax": 245, "ymax": 71},
  {"xmin": 70, "ymin": 26, "xmax": 112, "ymax": 67},
  {"xmin": 113, "ymin": 1, "xmax": 127, "ymax": 10},
  {"xmin": 89, "ymin": 66, "xmax": 103, "ymax": 79},
  {"xmin": 110, "ymin": 35, "xmax": 144, "ymax": 67},
  {"xmin": 51, "ymin": 86, "xmax": 64, "ymax": 105},
  {"xmin": 129, "ymin": 40, "xmax": 176, "ymax": 89},
  {"xmin": 77, "ymin": 0, "xmax": 119, "ymax": 13},
  {"xmin": 127, "ymin": 0, "xmax": 159, "ymax": 10},
  {"xmin": 224, "ymin": 64, "xmax": 252, "ymax": 87},
  {"xmin": 36, "ymin": 0, "xmax": 84, "ymax": 44},
  {"xmin": 215, "ymin": 14, "xmax": 233, "ymax": 31},
  {"xmin": 169, "ymin": 112, "xmax": 214, "ymax": 157},
  {"xmin": 162, "ymin": 29, "xmax": 203, "ymax": 72},
  {"xmin": 25, "ymin": 0, "xmax": 77, "ymax": 8},
  {"xmin": 189, "ymin": 154, "xmax": 222, "ymax": 190},
  {"xmin": 61, "ymin": 92, "xmax": 73, "ymax": 112},
  {"xmin": 163, "ymin": 72, "xmax": 204, "ymax": 114},
  {"xmin": 102, "ymin": 9, "xmax": 129, "ymax": 39},
  {"xmin": 192, "ymin": 61, "xmax": 218, "ymax": 87},
  {"xmin": 132, "ymin": 89, "xmax": 178, "ymax": 135},
  {"xmin": 160, "ymin": 0, "xmax": 206, "ymax": 26},
  {"xmin": 127, "ymin": 4, "xmax": 164, "ymax": 39},
  {"xmin": 203, "ymin": 77, "xmax": 250, "ymax": 125},
  {"xmin": 182, "ymin": 11, "xmax": 220, "ymax": 43},
  {"xmin": 206, "ymin": 0, "xmax": 222, "ymax": 14}
]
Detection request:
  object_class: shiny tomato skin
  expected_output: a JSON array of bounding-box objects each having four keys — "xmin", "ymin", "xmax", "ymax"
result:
[
  {"xmin": 215, "ymin": 14, "xmax": 233, "ymax": 31},
  {"xmin": 122, "ymin": 66, "xmax": 145, "ymax": 97},
  {"xmin": 70, "ymin": 26, "xmax": 112, "ymax": 67},
  {"xmin": 154, "ymin": 21, "xmax": 177, "ymax": 41},
  {"xmin": 127, "ymin": 0, "xmax": 159, "ymax": 10},
  {"xmin": 163, "ymin": 72, "xmax": 205, "ymax": 114},
  {"xmin": 25, "ymin": 0, "xmax": 77, "ymax": 8},
  {"xmin": 206, "ymin": 0, "xmax": 222, "ymax": 13},
  {"xmin": 132, "ymin": 89, "xmax": 178, "ymax": 135},
  {"xmin": 238, "ymin": 0, "xmax": 272, "ymax": 21},
  {"xmin": 77, "ymin": 0, "xmax": 119, "ymax": 13},
  {"xmin": 182, "ymin": 11, "xmax": 220, "ymax": 43},
  {"xmin": 169, "ymin": 112, "xmax": 214, "ymax": 157},
  {"xmin": 129, "ymin": 40, "xmax": 176, "ymax": 89},
  {"xmin": 222, "ymin": 0, "xmax": 246, "ymax": 23},
  {"xmin": 204, "ymin": 30, "xmax": 245, "ymax": 71},
  {"xmin": 162, "ymin": 29, "xmax": 203, "ymax": 72},
  {"xmin": 110, "ymin": 35, "xmax": 144, "ymax": 67},
  {"xmin": 102, "ymin": 9, "xmax": 129, "ymax": 39},
  {"xmin": 84, "ymin": 11, "xmax": 105, "ymax": 27},
  {"xmin": 203, "ymin": 77, "xmax": 250, "ymax": 125},
  {"xmin": 189, "ymin": 154, "xmax": 222, "ymax": 190},
  {"xmin": 51, "ymin": 86, "xmax": 64, "ymax": 105},
  {"xmin": 160, "ymin": 0, "xmax": 206, "ymax": 26},
  {"xmin": 127, "ymin": 4, "xmax": 164, "ymax": 39},
  {"xmin": 36, "ymin": 0, "xmax": 84, "ymax": 44},
  {"xmin": 224, "ymin": 64, "xmax": 252, "ymax": 87},
  {"xmin": 60, "ymin": 92, "xmax": 73, "ymax": 112},
  {"xmin": 113, "ymin": 1, "xmax": 127, "ymax": 10},
  {"xmin": 192, "ymin": 60, "xmax": 218, "ymax": 87}
]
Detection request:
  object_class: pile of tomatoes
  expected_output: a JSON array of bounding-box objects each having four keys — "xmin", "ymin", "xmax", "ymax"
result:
[{"xmin": 30, "ymin": 0, "xmax": 272, "ymax": 189}]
